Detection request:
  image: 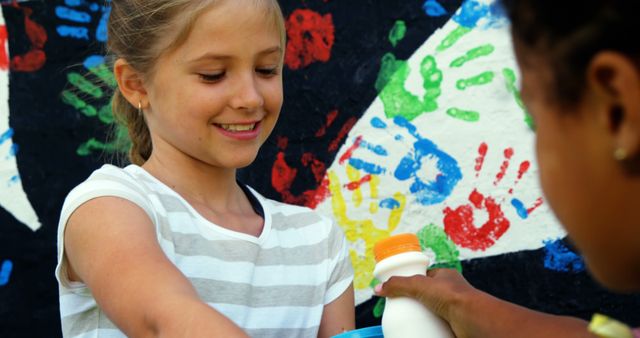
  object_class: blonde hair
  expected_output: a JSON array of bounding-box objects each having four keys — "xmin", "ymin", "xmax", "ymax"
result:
[{"xmin": 108, "ymin": 0, "xmax": 286, "ymax": 165}]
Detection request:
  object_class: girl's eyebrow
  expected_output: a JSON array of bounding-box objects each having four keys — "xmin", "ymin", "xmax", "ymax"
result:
[
  {"xmin": 258, "ymin": 46, "xmax": 282, "ymax": 55},
  {"xmin": 187, "ymin": 46, "xmax": 282, "ymax": 64}
]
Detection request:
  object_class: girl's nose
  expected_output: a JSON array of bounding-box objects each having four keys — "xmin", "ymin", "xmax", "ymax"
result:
[{"xmin": 230, "ymin": 74, "xmax": 264, "ymax": 111}]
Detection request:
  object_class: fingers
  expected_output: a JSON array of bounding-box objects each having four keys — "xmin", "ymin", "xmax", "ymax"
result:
[
  {"xmin": 375, "ymin": 274, "xmax": 429, "ymax": 299},
  {"xmin": 374, "ymin": 268, "xmax": 462, "ymax": 298},
  {"xmin": 427, "ymin": 268, "xmax": 458, "ymax": 278}
]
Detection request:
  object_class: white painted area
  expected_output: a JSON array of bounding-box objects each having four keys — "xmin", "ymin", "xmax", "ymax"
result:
[
  {"xmin": 0, "ymin": 13, "xmax": 41, "ymax": 231},
  {"xmin": 315, "ymin": 2, "xmax": 566, "ymax": 304}
]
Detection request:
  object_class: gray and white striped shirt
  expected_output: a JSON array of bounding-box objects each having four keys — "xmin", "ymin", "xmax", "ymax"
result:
[{"xmin": 55, "ymin": 164, "xmax": 353, "ymax": 338}]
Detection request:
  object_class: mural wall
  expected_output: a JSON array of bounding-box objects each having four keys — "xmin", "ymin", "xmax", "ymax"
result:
[{"xmin": 0, "ymin": 0, "xmax": 638, "ymax": 336}]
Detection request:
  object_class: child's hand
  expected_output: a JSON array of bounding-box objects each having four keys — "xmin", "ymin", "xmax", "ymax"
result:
[{"xmin": 374, "ymin": 268, "xmax": 479, "ymax": 333}]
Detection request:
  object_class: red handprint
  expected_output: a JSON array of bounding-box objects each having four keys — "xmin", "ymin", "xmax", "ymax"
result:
[
  {"xmin": 271, "ymin": 110, "xmax": 356, "ymax": 208},
  {"xmin": 443, "ymin": 142, "xmax": 543, "ymax": 251},
  {"xmin": 285, "ymin": 9, "xmax": 334, "ymax": 70},
  {"xmin": 5, "ymin": 2, "xmax": 47, "ymax": 72}
]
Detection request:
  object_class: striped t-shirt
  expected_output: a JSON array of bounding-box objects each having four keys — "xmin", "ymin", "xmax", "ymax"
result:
[{"xmin": 55, "ymin": 164, "xmax": 353, "ymax": 338}]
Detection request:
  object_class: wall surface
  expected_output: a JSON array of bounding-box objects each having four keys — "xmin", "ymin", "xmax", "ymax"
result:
[{"xmin": 0, "ymin": 0, "xmax": 638, "ymax": 336}]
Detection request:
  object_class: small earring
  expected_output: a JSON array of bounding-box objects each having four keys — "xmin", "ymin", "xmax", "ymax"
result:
[
  {"xmin": 614, "ymin": 148, "xmax": 628, "ymax": 161},
  {"xmin": 138, "ymin": 101, "xmax": 142, "ymax": 115}
]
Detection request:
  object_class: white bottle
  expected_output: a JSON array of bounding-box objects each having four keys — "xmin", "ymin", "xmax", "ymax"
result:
[{"xmin": 373, "ymin": 233, "xmax": 454, "ymax": 338}]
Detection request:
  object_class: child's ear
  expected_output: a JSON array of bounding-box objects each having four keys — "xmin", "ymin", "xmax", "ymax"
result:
[
  {"xmin": 587, "ymin": 51, "xmax": 640, "ymax": 167},
  {"xmin": 113, "ymin": 58, "xmax": 148, "ymax": 108}
]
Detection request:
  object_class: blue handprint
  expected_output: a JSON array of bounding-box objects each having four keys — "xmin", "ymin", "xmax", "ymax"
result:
[
  {"xmin": 348, "ymin": 116, "xmax": 462, "ymax": 206},
  {"xmin": 56, "ymin": 0, "xmax": 109, "ymax": 42}
]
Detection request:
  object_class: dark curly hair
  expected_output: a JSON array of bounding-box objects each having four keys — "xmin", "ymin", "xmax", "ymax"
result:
[{"xmin": 500, "ymin": 0, "xmax": 640, "ymax": 106}]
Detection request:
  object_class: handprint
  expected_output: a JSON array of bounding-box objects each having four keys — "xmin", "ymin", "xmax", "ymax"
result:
[
  {"xmin": 55, "ymin": 0, "xmax": 109, "ymax": 42},
  {"xmin": 443, "ymin": 142, "xmax": 543, "ymax": 251},
  {"xmin": 327, "ymin": 164, "xmax": 406, "ymax": 292},
  {"xmin": 543, "ymin": 238, "xmax": 585, "ymax": 273},
  {"xmin": 375, "ymin": 0, "xmax": 528, "ymax": 127},
  {"xmin": 417, "ymin": 223, "xmax": 462, "ymax": 272},
  {"xmin": 503, "ymin": 67, "xmax": 535, "ymax": 130},
  {"xmin": 55, "ymin": 1, "xmax": 129, "ymax": 157},
  {"xmin": 61, "ymin": 55, "xmax": 130, "ymax": 156},
  {"xmin": 285, "ymin": 8, "xmax": 334, "ymax": 70},
  {"xmin": 271, "ymin": 110, "xmax": 356, "ymax": 208},
  {"xmin": 347, "ymin": 116, "xmax": 462, "ymax": 206},
  {"xmin": 4, "ymin": 1, "xmax": 48, "ymax": 72},
  {"xmin": 377, "ymin": 52, "xmax": 442, "ymax": 121}
]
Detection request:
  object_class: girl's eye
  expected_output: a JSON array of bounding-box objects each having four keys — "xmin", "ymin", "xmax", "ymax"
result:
[
  {"xmin": 257, "ymin": 67, "xmax": 279, "ymax": 76},
  {"xmin": 199, "ymin": 72, "xmax": 225, "ymax": 82}
]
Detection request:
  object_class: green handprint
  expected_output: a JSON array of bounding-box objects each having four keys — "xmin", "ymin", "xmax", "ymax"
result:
[
  {"xmin": 375, "ymin": 17, "xmax": 531, "ymax": 127},
  {"xmin": 449, "ymin": 44, "xmax": 495, "ymax": 68},
  {"xmin": 61, "ymin": 56, "xmax": 130, "ymax": 157},
  {"xmin": 503, "ymin": 68, "xmax": 535, "ymax": 130},
  {"xmin": 417, "ymin": 224, "xmax": 462, "ymax": 272},
  {"xmin": 436, "ymin": 26, "xmax": 471, "ymax": 52},
  {"xmin": 379, "ymin": 54, "xmax": 443, "ymax": 121}
]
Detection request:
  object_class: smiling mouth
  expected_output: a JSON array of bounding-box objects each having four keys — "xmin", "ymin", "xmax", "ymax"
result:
[{"xmin": 213, "ymin": 123, "xmax": 258, "ymax": 132}]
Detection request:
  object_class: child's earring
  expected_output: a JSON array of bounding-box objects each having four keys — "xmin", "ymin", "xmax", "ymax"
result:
[
  {"xmin": 614, "ymin": 147, "xmax": 628, "ymax": 161},
  {"xmin": 138, "ymin": 101, "xmax": 143, "ymax": 115}
]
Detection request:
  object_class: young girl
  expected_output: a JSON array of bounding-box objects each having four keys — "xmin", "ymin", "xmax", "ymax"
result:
[
  {"xmin": 54, "ymin": 0, "xmax": 355, "ymax": 337},
  {"xmin": 376, "ymin": 1, "xmax": 640, "ymax": 337}
]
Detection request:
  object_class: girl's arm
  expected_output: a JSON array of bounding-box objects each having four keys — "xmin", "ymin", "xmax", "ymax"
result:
[
  {"xmin": 64, "ymin": 196, "xmax": 248, "ymax": 338},
  {"xmin": 376, "ymin": 269, "xmax": 596, "ymax": 338},
  {"xmin": 317, "ymin": 284, "xmax": 355, "ymax": 338}
]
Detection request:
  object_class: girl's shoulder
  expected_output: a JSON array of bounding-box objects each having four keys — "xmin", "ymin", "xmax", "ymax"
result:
[{"xmin": 60, "ymin": 164, "xmax": 156, "ymax": 227}]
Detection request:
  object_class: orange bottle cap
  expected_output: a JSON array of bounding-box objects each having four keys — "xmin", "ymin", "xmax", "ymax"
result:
[{"xmin": 374, "ymin": 233, "xmax": 422, "ymax": 262}]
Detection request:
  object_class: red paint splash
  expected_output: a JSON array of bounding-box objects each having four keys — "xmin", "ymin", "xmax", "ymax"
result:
[
  {"xmin": 0, "ymin": 26, "xmax": 8, "ymax": 70},
  {"xmin": 271, "ymin": 139, "xmax": 329, "ymax": 209},
  {"xmin": 474, "ymin": 142, "xmax": 488, "ymax": 177},
  {"xmin": 270, "ymin": 109, "xmax": 356, "ymax": 208},
  {"xmin": 344, "ymin": 174, "xmax": 372, "ymax": 191},
  {"xmin": 493, "ymin": 148, "xmax": 514, "ymax": 185},
  {"xmin": 272, "ymin": 152, "xmax": 297, "ymax": 193},
  {"xmin": 10, "ymin": 5, "xmax": 47, "ymax": 72},
  {"xmin": 339, "ymin": 135, "xmax": 363, "ymax": 164},
  {"xmin": 285, "ymin": 9, "xmax": 335, "ymax": 70},
  {"xmin": 276, "ymin": 135, "xmax": 288, "ymax": 150},
  {"xmin": 315, "ymin": 110, "xmax": 338, "ymax": 137},
  {"xmin": 443, "ymin": 189, "xmax": 511, "ymax": 251},
  {"xmin": 301, "ymin": 152, "xmax": 325, "ymax": 182},
  {"xmin": 329, "ymin": 117, "xmax": 356, "ymax": 152},
  {"xmin": 527, "ymin": 197, "xmax": 544, "ymax": 215},
  {"xmin": 509, "ymin": 160, "xmax": 530, "ymax": 194}
]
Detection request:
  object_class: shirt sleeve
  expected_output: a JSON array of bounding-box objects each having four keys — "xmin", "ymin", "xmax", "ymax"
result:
[
  {"xmin": 55, "ymin": 166, "xmax": 156, "ymax": 290},
  {"xmin": 323, "ymin": 217, "xmax": 354, "ymax": 304}
]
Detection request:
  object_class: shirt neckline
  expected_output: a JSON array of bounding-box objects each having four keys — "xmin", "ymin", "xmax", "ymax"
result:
[{"xmin": 124, "ymin": 164, "xmax": 272, "ymax": 244}]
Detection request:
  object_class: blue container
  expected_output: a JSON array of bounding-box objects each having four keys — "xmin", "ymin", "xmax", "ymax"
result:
[{"xmin": 332, "ymin": 325, "xmax": 384, "ymax": 338}]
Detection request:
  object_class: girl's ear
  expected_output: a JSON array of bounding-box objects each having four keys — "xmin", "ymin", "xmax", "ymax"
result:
[
  {"xmin": 587, "ymin": 51, "xmax": 640, "ymax": 165},
  {"xmin": 113, "ymin": 58, "xmax": 149, "ymax": 108}
]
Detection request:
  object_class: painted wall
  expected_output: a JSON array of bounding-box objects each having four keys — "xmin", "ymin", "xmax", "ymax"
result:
[{"xmin": 0, "ymin": 0, "xmax": 638, "ymax": 336}]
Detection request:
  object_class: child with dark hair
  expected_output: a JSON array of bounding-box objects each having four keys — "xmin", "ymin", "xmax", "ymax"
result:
[{"xmin": 376, "ymin": 1, "xmax": 640, "ymax": 337}]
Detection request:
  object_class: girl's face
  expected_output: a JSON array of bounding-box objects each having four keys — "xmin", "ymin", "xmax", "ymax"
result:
[
  {"xmin": 143, "ymin": 0, "xmax": 283, "ymax": 169},
  {"xmin": 516, "ymin": 43, "xmax": 640, "ymax": 290}
]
